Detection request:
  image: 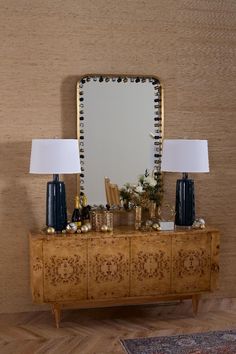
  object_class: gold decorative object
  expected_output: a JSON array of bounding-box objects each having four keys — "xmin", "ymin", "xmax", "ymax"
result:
[
  {"xmin": 159, "ymin": 203, "xmax": 175, "ymax": 221},
  {"xmin": 134, "ymin": 206, "xmax": 142, "ymax": 230},
  {"xmin": 84, "ymin": 222, "xmax": 92, "ymax": 231},
  {"xmin": 81, "ymin": 225, "xmax": 89, "ymax": 233},
  {"xmin": 90, "ymin": 211, "xmax": 103, "ymax": 231},
  {"xmin": 76, "ymin": 228, "xmax": 82, "ymax": 234},
  {"xmin": 193, "ymin": 218, "xmax": 206, "ymax": 229},
  {"xmin": 46, "ymin": 227, "xmax": 55, "ymax": 235},
  {"xmin": 66, "ymin": 223, "xmax": 77, "ymax": 234},
  {"xmin": 90, "ymin": 210, "xmax": 113, "ymax": 231},
  {"xmin": 148, "ymin": 201, "xmax": 156, "ymax": 220},
  {"xmin": 104, "ymin": 211, "xmax": 113, "ymax": 231},
  {"xmin": 101, "ymin": 224, "xmax": 108, "ymax": 232},
  {"xmin": 198, "ymin": 218, "xmax": 206, "ymax": 228},
  {"xmin": 152, "ymin": 222, "xmax": 161, "ymax": 231}
]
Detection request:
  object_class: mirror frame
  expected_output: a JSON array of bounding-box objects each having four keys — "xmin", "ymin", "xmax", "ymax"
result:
[{"xmin": 76, "ymin": 74, "xmax": 164, "ymax": 201}]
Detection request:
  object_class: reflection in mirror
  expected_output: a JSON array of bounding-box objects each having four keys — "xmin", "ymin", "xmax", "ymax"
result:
[{"xmin": 77, "ymin": 75, "xmax": 163, "ymax": 205}]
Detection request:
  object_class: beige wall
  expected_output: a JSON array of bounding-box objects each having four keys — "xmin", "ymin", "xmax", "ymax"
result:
[{"xmin": 0, "ymin": 0, "xmax": 236, "ymax": 313}]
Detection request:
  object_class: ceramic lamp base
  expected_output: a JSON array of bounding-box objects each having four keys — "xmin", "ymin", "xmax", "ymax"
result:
[
  {"xmin": 175, "ymin": 177, "xmax": 195, "ymax": 226},
  {"xmin": 46, "ymin": 175, "xmax": 67, "ymax": 232}
]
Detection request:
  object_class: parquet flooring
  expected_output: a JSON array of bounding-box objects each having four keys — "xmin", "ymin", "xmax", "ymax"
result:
[{"xmin": 0, "ymin": 298, "xmax": 236, "ymax": 354}]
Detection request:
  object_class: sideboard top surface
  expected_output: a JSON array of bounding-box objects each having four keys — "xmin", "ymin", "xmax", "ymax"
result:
[{"xmin": 29, "ymin": 226, "xmax": 219, "ymax": 241}]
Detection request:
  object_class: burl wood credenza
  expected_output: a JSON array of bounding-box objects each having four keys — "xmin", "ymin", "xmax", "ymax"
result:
[{"xmin": 29, "ymin": 227, "xmax": 220, "ymax": 327}]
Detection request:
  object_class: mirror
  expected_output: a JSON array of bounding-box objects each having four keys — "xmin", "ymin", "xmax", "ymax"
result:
[{"xmin": 77, "ymin": 75, "xmax": 163, "ymax": 205}]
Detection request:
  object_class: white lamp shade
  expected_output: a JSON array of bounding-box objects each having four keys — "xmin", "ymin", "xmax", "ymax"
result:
[
  {"xmin": 161, "ymin": 139, "xmax": 209, "ymax": 173},
  {"xmin": 29, "ymin": 139, "xmax": 81, "ymax": 174}
]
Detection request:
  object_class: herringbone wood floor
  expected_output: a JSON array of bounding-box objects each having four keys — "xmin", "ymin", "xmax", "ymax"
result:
[{"xmin": 0, "ymin": 298, "xmax": 236, "ymax": 354}]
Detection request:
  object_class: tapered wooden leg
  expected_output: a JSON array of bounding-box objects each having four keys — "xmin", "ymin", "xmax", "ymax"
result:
[
  {"xmin": 51, "ymin": 303, "xmax": 61, "ymax": 328},
  {"xmin": 192, "ymin": 294, "xmax": 200, "ymax": 316}
]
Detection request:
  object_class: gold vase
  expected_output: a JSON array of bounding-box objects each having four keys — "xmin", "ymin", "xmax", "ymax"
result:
[
  {"xmin": 134, "ymin": 206, "xmax": 142, "ymax": 230},
  {"xmin": 149, "ymin": 201, "xmax": 156, "ymax": 220}
]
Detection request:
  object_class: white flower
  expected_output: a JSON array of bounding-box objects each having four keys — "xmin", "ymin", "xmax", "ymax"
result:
[
  {"xmin": 135, "ymin": 185, "xmax": 143, "ymax": 193},
  {"xmin": 144, "ymin": 175, "xmax": 156, "ymax": 187}
]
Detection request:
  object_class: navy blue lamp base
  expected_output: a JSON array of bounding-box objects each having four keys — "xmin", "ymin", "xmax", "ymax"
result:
[
  {"xmin": 175, "ymin": 175, "xmax": 195, "ymax": 227},
  {"xmin": 46, "ymin": 174, "xmax": 67, "ymax": 232}
]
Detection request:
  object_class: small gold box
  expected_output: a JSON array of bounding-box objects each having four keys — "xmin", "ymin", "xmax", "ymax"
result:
[{"xmin": 90, "ymin": 210, "xmax": 113, "ymax": 231}]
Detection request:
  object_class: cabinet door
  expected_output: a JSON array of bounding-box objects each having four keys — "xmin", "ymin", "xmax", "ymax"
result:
[
  {"xmin": 130, "ymin": 235, "xmax": 171, "ymax": 296},
  {"xmin": 172, "ymin": 232, "xmax": 211, "ymax": 293},
  {"xmin": 30, "ymin": 237, "xmax": 44, "ymax": 303},
  {"xmin": 43, "ymin": 238, "xmax": 87, "ymax": 302},
  {"xmin": 88, "ymin": 237, "xmax": 129, "ymax": 299}
]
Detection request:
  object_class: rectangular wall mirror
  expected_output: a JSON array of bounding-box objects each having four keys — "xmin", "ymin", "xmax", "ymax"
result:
[{"xmin": 77, "ymin": 75, "xmax": 163, "ymax": 205}]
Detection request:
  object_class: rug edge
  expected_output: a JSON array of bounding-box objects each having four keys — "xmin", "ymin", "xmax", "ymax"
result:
[{"xmin": 119, "ymin": 338, "xmax": 132, "ymax": 354}]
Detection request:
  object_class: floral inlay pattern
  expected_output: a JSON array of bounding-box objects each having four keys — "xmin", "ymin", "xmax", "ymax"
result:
[
  {"xmin": 32, "ymin": 257, "xmax": 43, "ymax": 272},
  {"xmin": 173, "ymin": 249, "xmax": 210, "ymax": 278},
  {"xmin": 90, "ymin": 252, "xmax": 129, "ymax": 283},
  {"xmin": 132, "ymin": 250, "xmax": 170, "ymax": 281},
  {"xmin": 44, "ymin": 255, "xmax": 86, "ymax": 286}
]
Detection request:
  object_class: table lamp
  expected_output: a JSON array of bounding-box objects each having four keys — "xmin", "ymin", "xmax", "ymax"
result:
[
  {"xmin": 161, "ymin": 139, "xmax": 209, "ymax": 226},
  {"xmin": 29, "ymin": 139, "xmax": 81, "ymax": 231}
]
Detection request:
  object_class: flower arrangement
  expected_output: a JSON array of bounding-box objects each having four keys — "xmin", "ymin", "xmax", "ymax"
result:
[{"xmin": 120, "ymin": 169, "xmax": 163, "ymax": 209}]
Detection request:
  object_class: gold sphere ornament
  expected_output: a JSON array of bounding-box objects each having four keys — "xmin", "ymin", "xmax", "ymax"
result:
[
  {"xmin": 69, "ymin": 222, "xmax": 78, "ymax": 232},
  {"xmin": 66, "ymin": 223, "xmax": 77, "ymax": 234},
  {"xmin": 193, "ymin": 218, "xmax": 206, "ymax": 229},
  {"xmin": 152, "ymin": 223, "xmax": 160, "ymax": 231},
  {"xmin": 101, "ymin": 224, "xmax": 108, "ymax": 232},
  {"xmin": 81, "ymin": 225, "xmax": 89, "ymax": 233},
  {"xmin": 84, "ymin": 222, "xmax": 92, "ymax": 231},
  {"xmin": 61, "ymin": 229, "xmax": 66, "ymax": 234},
  {"xmin": 46, "ymin": 227, "xmax": 55, "ymax": 235},
  {"xmin": 198, "ymin": 218, "xmax": 206, "ymax": 228}
]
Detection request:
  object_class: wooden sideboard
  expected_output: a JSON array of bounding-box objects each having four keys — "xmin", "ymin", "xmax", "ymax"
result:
[{"xmin": 29, "ymin": 227, "xmax": 220, "ymax": 327}]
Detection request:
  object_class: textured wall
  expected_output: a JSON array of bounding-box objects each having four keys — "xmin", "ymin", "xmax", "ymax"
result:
[{"xmin": 0, "ymin": 0, "xmax": 236, "ymax": 313}]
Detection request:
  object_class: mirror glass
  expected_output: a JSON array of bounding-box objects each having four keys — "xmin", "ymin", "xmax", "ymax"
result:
[{"xmin": 77, "ymin": 75, "xmax": 163, "ymax": 205}]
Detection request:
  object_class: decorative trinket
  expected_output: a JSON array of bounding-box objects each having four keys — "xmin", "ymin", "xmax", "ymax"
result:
[
  {"xmin": 81, "ymin": 224, "xmax": 89, "ymax": 233},
  {"xmin": 46, "ymin": 227, "xmax": 55, "ymax": 235},
  {"xmin": 148, "ymin": 201, "xmax": 156, "ymax": 219},
  {"xmin": 104, "ymin": 211, "xmax": 113, "ymax": 231},
  {"xmin": 192, "ymin": 218, "xmax": 206, "ymax": 229},
  {"xmin": 90, "ymin": 210, "xmax": 113, "ymax": 231},
  {"xmin": 198, "ymin": 218, "xmax": 206, "ymax": 228},
  {"xmin": 101, "ymin": 224, "xmax": 108, "ymax": 232},
  {"xmin": 66, "ymin": 223, "xmax": 77, "ymax": 233},
  {"xmin": 83, "ymin": 222, "xmax": 92, "ymax": 231},
  {"xmin": 134, "ymin": 205, "xmax": 142, "ymax": 230},
  {"xmin": 76, "ymin": 228, "xmax": 82, "ymax": 234},
  {"xmin": 152, "ymin": 222, "xmax": 161, "ymax": 231}
]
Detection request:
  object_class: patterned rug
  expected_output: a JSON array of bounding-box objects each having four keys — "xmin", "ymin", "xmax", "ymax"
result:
[{"xmin": 120, "ymin": 330, "xmax": 236, "ymax": 353}]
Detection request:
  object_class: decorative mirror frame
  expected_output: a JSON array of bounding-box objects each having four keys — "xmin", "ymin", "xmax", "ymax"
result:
[{"xmin": 76, "ymin": 74, "xmax": 164, "ymax": 201}]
